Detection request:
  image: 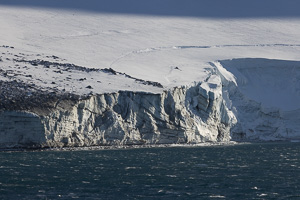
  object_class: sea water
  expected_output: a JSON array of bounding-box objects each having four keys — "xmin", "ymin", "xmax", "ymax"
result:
[{"xmin": 0, "ymin": 142, "xmax": 299, "ymax": 199}]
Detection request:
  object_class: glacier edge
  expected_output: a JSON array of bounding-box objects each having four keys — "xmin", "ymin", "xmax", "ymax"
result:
[
  {"xmin": 0, "ymin": 79, "xmax": 234, "ymax": 148},
  {"xmin": 1, "ymin": 58, "xmax": 300, "ymax": 148}
]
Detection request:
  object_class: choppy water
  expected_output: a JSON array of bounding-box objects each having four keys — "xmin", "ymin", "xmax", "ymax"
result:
[{"xmin": 0, "ymin": 142, "xmax": 299, "ymax": 199}]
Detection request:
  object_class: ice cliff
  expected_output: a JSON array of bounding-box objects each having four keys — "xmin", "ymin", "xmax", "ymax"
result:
[
  {"xmin": 1, "ymin": 57, "xmax": 299, "ymax": 148},
  {"xmin": 213, "ymin": 58, "xmax": 300, "ymax": 141},
  {"xmin": 0, "ymin": 77, "xmax": 234, "ymax": 148},
  {"xmin": 1, "ymin": 1, "xmax": 300, "ymax": 149}
]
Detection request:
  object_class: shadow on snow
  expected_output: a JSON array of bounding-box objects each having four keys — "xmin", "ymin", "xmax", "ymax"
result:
[{"xmin": 0, "ymin": 0, "xmax": 300, "ymax": 18}]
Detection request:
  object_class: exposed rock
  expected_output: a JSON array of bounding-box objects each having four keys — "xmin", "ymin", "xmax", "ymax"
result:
[
  {"xmin": 0, "ymin": 80, "xmax": 80, "ymax": 115},
  {"xmin": 13, "ymin": 58, "xmax": 163, "ymax": 88}
]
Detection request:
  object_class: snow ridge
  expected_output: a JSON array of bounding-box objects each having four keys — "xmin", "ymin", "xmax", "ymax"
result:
[{"xmin": 110, "ymin": 43, "xmax": 300, "ymax": 67}]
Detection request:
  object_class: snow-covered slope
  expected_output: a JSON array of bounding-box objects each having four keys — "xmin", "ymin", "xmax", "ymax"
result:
[
  {"xmin": 0, "ymin": 1, "xmax": 300, "ymax": 147},
  {"xmin": 218, "ymin": 58, "xmax": 300, "ymax": 111},
  {"xmin": 213, "ymin": 59, "xmax": 300, "ymax": 140}
]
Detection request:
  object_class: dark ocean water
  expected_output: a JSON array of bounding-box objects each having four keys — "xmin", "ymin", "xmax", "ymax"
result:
[{"xmin": 0, "ymin": 142, "xmax": 299, "ymax": 199}]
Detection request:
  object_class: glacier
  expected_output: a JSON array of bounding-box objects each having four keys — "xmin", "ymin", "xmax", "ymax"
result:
[
  {"xmin": 0, "ymin": 78, "xmax": 233, "ymax": 148},
  {"xmin": 214, "ymin": 58, "xmax": 300, "ymax": 141},
  {"xmin": 0, "ymin": 1, "xmax": 300, "ymax": 148},
  {"xmin": 1, "ymin": 56, "xmax": 299, "ymax": 148}
]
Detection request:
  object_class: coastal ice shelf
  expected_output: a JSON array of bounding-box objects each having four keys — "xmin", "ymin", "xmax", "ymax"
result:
[{"xmin": 0, "ymin": 0, "xmax": 300, "ymax": 147}]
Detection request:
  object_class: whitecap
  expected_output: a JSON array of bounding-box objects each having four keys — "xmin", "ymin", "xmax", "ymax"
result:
[
  {"xmin": 125, "ymin": 167, "xmax": 138, "ymax": 170},
  {"xmin": 258, "ymin": 193, "xmax": 268, "ymax": 197},
  {"xmin": 19, "ymin": 163, "xmax": 30, "ymax": 167},
  {"xmin": 166, "ymin": 175, "xmax": 177, "ymax": 178},
  {"xmin": 145, "ymin": 173, "xmax": 153, "ymax": 177},
  {"xmin": 82, "ymin": 181, "xmax": 90, "ymax": 184},
  {"xmin": 209, "ymin": 195, "xmax": 225, "ymax": 198}
]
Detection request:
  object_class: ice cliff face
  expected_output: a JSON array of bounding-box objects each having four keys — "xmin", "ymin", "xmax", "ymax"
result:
[
  {"xmin": 0, "ymin": 111, "xmax": 45, "ymax": 148},
  {"xmin": 213, "ymin": 58, "xmax": 300, "ymax": 141},
  {"xmin": 1, "ymin": 58, "xmax": 299, "ymax": 148},
  {"xmin": 0, "ymin": 79, "xmax": 234, "ymax": 148}
]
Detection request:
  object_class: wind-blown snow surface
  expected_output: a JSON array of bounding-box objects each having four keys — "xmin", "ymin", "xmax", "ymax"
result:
[{"xmin": 0, "ymin": 1, "xmax": 300, "ymax": 147}]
